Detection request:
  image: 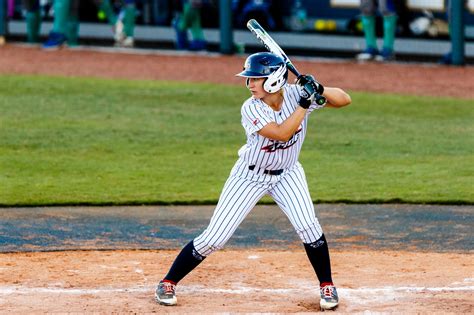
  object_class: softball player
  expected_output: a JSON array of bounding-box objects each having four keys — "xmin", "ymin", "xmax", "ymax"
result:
[
  {"xmin": 356, "ymin": 0, "xmax": 398, "ymax": 61},
  {"xmin": 155, "ymin": 52, "xmax": 351, "ymax": 310}
]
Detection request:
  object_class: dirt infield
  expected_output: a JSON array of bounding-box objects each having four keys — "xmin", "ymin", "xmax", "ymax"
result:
[
  {"xmin": 0, "ymin": 44, "xmax": 473, "ymax": 99},
  {"xmin": 2, "ymin": 205, "xmax": 472, "ymax": 252},
  {"xmin": 1, "ymin": 205, "xmax": 472, "ymax": 313},
  {"xmin": 2, "ymin": 250, "xmax": 472, "ymax": 313},
  {"xmin": 0, "ymin": 45, "xmax": 473, "ymax": 313}
]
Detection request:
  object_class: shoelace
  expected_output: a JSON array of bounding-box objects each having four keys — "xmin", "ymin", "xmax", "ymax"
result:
[
  {"xmin": 321, "ymin": 286, "xmax": 334, "ymax": 298},
  {"xmin": 162, "ymin": 282, "xmax": 175, "ymax": 294}
]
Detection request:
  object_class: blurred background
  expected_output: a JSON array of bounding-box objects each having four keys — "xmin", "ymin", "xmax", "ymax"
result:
[{"xmin": 1, "ymin": 0, "xmax": 473, "ymax": 63}]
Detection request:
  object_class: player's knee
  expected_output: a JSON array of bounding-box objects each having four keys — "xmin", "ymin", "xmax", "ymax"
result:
[
  {"xmin": 296, "ymin": 221, "xmax": 323, "ymax": 244},
  {"xmin": 193, "ymin": 238, "xmax": 223, "ymax": 257},
  {"xmin": 360, "ymin": 2, "xmax": 376, "ymax": 16},
  {"xmin": 380, "ymin": 9, "xmax": 396, "ymax": 16},
  {"xmin": 198, "ymin": 243, "xmax": 222, "ymax": 256},
  {"xmin": 379, "ymin": 1, "xmax": 397, "ymax": 16},
  {"xmin": 304, "ymin": 234, "xmax": 327, "ymax": 249}
]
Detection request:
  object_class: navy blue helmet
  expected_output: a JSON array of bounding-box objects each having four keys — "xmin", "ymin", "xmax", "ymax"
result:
[{"xmin": 236, "ymin": 52, "xmax": 288, "ymax": 93}]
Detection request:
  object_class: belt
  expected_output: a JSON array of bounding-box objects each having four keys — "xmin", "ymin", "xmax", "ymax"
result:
[{"xmin": 249, "ymin": 165, "xmax": 284, "ymax": 176}]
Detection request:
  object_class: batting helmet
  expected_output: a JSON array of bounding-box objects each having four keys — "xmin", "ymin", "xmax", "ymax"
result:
[{"xmin": 236, "ymin": 52, "xmax": 288, "ymax": 93}]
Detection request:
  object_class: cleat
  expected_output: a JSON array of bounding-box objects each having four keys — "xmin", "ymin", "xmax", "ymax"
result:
[
  {"xmin": 188, "ymin": 39, "xmax": 207, "ymax": 51},
  {"xmin": 121, "ymin": 36, "xmax": 134, "ymax": 48},
  {"xmin": 42, "ymin": 32, "xmax": 67, "ymax": 50},
  {"xmin": 320, "ymin": 284, "xmax": 339, "ymax": 310},
  {"xmin": 439, "ymin": 52, "xmax": 453, "ymax": 65},
  {"xmin": 115, "ymin": 36, "xmax": 134, "ymax": 48},
  {"xmin": 114, "ymin": 20, "xmax": 125, "ymax": 43},
  {"xmin": 356, "ymin": 47, "xmax": 379, "ymax": 61},
  {"xmin": 172, "ymin": 17, "xmax": 189, "ymax": 50},
  {"xmin": 375, "ymin": 48, "xmax": 395, "ymax": 62},
  {"xmin": 155, "ymin": 280, "xmax": 177, "ymax": 306}
]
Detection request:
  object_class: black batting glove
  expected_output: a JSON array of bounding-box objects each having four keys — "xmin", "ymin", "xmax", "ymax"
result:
[
  {"xmin": 296, "ymin": 75, "xmax": 319, "ymax": 109},
  {"xmin": 296, "ymin": 74, "xmax": 324, "ymax": 95},
  {"xmin": 297, "ymin": 89, "xmax": 315, "ymax": 109}
]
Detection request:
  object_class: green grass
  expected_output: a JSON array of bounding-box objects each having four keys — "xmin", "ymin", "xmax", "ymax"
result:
[{"xmin": 0, "ymin": 74, "xmax": 472, "ymax": 206}]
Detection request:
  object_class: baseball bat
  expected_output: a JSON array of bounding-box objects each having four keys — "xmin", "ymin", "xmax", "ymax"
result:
[{"xmin": 246, "ymin": 19, "xmax": 326, "ymax": 105}]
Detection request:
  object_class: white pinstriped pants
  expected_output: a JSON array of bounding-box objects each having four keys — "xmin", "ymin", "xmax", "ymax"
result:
[{"xmin": 193, "ymin": 159, "xmax": 323, "ymax": 257}]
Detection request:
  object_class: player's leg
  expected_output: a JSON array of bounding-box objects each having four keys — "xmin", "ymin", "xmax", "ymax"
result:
[
  {"xmin": 156, "ymin": 174, "xmax": 268, "ymax": 305},
  {"xmin": 376, "ymin": 0, "xmax": 397, "ymax": 61},
  {"xmin": 66, "ymin": 0, "xmax": 80, "ymax": 47},
  {"xmin": 356, "ymin": 0, "xmax": 378, "ymax": 61},
  {"xmin": 187, "ymin": 1, "xmax": 206, "ymax": 51},
  {"xmin": 270, "ymin": 164, "xmax": 338, "ymax": 310},
  {"xmin": 94, "ymin": 0, "xmax": 123, "ymax": 46},
  {"xmin": 23, "ymin": 0, "xmax": 41, "ymax": 43},
  {"xmin": 43, "ymin": 0, "xmax": 70, "ymax": 49},
  {"xmin": 119, "ymin": 0, "xmax": 136, "ymax": 47},
  {"xmin": 173, "ymin": 0, "xmax": 189, "ymax": 49}
]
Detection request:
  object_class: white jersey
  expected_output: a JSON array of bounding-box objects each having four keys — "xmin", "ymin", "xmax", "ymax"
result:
[
  {"xmin": 237, "ymin": 84, "xmax": 324, "ymax": 173},
  {"xmin": 193, "ymin": 84, "xmax": 326, "ymax": 257}
]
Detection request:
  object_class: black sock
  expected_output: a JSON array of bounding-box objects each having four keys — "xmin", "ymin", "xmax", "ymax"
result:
[
  {"xmin": 164, "ymin": 240, "xmax": 205, "ymax": 284},
  {"xmin": 303, "ymin": 234, "xmax": 333, "ymax": 285}
]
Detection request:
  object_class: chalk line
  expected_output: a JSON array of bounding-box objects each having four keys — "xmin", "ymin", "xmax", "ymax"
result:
[{"xmin": 0, "ymin": 284, "xmax": 472, "ymax": 296}]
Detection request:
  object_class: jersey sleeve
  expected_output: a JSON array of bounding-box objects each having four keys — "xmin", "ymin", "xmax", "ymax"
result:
[{"xmin": 241, "ymin": 98, "xmax": 274, "ymax": 134}]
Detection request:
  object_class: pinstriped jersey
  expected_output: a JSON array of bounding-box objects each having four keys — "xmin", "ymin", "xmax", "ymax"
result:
[{"xmin": 238, "ymin": 84, "xmax": 324, "ymax": 171}]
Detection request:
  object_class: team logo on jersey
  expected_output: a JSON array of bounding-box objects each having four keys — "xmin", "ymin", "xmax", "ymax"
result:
[
  {"xmin": 253, "ymin": 118, "xmax": 259, "ymax": 126},
  {"xmin": 261, "ymin": 128, "xmax": 302, "ymax": 152}
]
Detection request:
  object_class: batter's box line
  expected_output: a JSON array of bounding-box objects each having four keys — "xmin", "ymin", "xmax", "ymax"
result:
[{"xmin": 0, "ymin": 285, "xmax": 473, "ymax": 296}]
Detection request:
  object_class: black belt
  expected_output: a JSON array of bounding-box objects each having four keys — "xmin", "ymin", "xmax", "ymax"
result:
[{"xmin": 249, "ymin": 165, "xmax": 284, "ymax": 176}]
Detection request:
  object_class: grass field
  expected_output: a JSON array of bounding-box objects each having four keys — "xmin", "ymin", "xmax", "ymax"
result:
[{"xmin": 0, "ymin": 74, "xmax": 472, "ymax": 206}]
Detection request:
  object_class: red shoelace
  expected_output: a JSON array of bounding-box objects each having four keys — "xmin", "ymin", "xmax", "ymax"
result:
[{"xmin": 162, "ymin": 282, "xmax": 175, "ymax": 294}]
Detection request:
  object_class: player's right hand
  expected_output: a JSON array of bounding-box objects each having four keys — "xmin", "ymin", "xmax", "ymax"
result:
[
  {"xmin": 297, "ymin": 87, "xmax": 316, "ymax": 109},
  {"xmin": 297, "ymin": 75, "xmax": 316, "ymax": 108},
  {"xmin": 297, "ymin": 74, "xmax": 326, "ymax": 108}
]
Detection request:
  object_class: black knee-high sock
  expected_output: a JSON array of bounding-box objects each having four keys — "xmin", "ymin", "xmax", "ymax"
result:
[
  {"xmin": 164, "ymin": 240, "xmax": 205, "ymax": 284},
  {"xmin": 303, "ymin": 234, "xmax": 333, "ymax": 285}
]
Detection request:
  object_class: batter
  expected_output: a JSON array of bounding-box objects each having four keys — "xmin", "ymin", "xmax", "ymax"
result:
[{"xmin": 155, "ymin": 52, "xmax": 351, "ymax": 310}]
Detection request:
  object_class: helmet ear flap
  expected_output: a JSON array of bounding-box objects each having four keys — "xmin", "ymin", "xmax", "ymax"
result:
[{"xmin": 263, "ymin": 65, "xmax": 288, "ymax": 93}]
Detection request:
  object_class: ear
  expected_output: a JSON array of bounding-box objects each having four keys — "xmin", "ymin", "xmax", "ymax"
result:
[{"xmin": 246, "ymin": 78, "xmax": 250, "ymax": 88}]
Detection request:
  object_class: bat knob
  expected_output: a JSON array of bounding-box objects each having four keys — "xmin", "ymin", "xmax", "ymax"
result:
[{"xmin": 315, "ymin": 94, "xmax": 326, "ymax": 105}]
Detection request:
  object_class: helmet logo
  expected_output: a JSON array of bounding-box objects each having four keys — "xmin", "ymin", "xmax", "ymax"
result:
[
  {"xmin": 260, "ymin": 57, "xmax": 271, "ymax": 66},
  {"xmin": 244, "ymin": 59, "xmax": 251, "ymax": 70}
]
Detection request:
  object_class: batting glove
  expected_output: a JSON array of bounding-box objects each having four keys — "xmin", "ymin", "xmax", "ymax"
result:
[
  {"xmin": 296, "ymin": 74, "xmax": 324, "ymax": 95},
  {"xmin": 296, "ymin": 74, "xmax": 323, "ymax": 109},
  {"xmin": 297, "ymin": 86, "xmax": 316, "ymax": 109}
]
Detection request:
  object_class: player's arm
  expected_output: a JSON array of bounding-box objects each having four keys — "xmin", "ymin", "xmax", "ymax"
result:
[
  {"xmin": 258, "ymin": 106, "xmax": 307, "ymax": 142},
  {"xmin": 323, "ymin": 87, "xmax": 351, "ymax": 108},
  {"xmin": 297, "ymin": 74, "xmax": 351, "ymax": 108}
]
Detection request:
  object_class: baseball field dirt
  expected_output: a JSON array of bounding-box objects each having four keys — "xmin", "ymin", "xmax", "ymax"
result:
[{"xmin": 0, "ymin": 45, "xmax": 473, "ymax": 313}]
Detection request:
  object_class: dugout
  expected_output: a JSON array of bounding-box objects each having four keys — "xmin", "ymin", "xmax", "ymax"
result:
[{"xmin": 0, "ymin": 0, "xmax": 473, "ymax": 62}]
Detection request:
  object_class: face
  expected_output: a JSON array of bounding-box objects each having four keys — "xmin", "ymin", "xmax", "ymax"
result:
[{"xmin": 246, "ymin": 77, "xmax": 267, "ymax": 99}]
